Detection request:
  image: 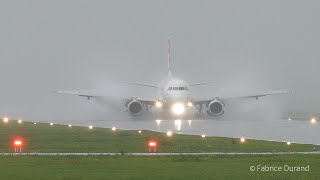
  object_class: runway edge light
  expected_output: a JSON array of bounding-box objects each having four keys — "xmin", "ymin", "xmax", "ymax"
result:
[
  {"xmin": 3, "ymin": 117, "xmax": 9, "ymax": 123},
  {"xmin": 240, "ymin": 137, "xmax": 246, "ymax": 143},
  {"xmin": 310, "ymin": 118, "xmax": 316, "ymax": 124},
  {"xmin": 287, "ymin": 141, "xmax": 291, "ymax": 146}
]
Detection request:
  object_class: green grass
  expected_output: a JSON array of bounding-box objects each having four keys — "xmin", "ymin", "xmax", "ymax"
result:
[
  {"xmin": 0, "ymin": 120, "xmax": 318, "ymax": 153},
  {"xmin": 0, "ymin": 155, "xmax": 319, "ymax": 180},
  {"xmin": 0, "ymin": 120, "xmax": 319, "ymax": 179}
]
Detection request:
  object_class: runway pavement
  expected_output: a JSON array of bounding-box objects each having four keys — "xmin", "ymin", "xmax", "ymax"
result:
[
  {"xmin": 0, "ymin": 152, "xmax": 319, "ymax": 156},
  {"xmin": 39, "ymin": 118, "xmax": 320, "ymax": 145}
]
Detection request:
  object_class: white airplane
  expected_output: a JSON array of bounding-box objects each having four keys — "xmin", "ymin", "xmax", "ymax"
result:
[{"xmin": 55, "ymin": 39, "xmax": 290, "ymax": 119}]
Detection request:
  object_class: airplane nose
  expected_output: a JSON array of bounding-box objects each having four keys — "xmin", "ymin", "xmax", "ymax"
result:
[{"xmin": 168, "ymin": 92, "xmax": 188, "ymax": 102}]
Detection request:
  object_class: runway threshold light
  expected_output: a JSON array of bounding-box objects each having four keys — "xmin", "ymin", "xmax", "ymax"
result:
[
  {"xmin": 14, "ymin": 140, "xmax": 22, "ymax": 146},
  {"xmin": 147, "ymin": 140, "xmax": 158, "ymax": 153},
  {"xmin": 12, "ymin": 137, "xmax": 24, "ymax": 153}
]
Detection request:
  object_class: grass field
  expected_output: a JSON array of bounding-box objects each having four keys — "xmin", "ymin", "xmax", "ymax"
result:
[
  {"xmin": 0, "ymin": 120, "xmax": 319, "ymax": 180},
  {"xmin": 0, "ymin": 120, "xmax": 318, "ymax": 153},
  {"xmin": 0, "ymin": 155, "xmax": 319, "ymax": 180}
]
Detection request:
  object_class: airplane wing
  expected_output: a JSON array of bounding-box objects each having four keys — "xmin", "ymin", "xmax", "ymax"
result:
[
  {"xmin": 193, "ymin": 90, "xmax": 292, "ymax": 105},
  {"xmin": 53, "ymin": 90, "xmax": 102, "ymax": 100},
  {"xmin": 122, "ymin": 97, "xmax": 156, "ymax": 106},
  {"xmin": 54, "ymin": 90, "xmax": 157, "ymax": 106},
  {"xmin": 189, "ymin": 81, "xmax": 211, "ymax": 87},
  {"xmin": 125, "ymin": 82, "xmax": 160, "ymax": 89}
]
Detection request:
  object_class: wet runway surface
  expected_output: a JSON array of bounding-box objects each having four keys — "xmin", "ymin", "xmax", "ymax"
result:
[{"xmin": 38, "ymin": 117, "xmax": 320, "ymax": 145}]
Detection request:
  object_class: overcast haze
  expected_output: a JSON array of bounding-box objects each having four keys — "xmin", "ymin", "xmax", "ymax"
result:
[{"xmin": 0, "ymin": 0, "xmax": 319, "ymax": 122}]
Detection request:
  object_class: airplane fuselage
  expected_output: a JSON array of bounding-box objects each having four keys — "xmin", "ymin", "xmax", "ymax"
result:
[{"xmin": 161, "ymin": 78, "xmax": 191, "ymax": 105}]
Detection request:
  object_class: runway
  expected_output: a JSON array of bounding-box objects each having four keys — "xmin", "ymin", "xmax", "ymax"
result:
[
  {"xmin": 0, "ymin": 152, "xmax": 319, "ymax": 156},
  {"xmin": 39, "ymin": 118, "xmax": 320, "ymax": 145}
]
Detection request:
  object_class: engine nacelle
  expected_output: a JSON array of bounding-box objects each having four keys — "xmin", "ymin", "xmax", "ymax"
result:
[
  {"xmin": 206, "ymin": 99, "xmax": 224, "ymax": 116},
  {"xmin": 127, "ymin": 100, "xmax": 143, "ymax": 116}
]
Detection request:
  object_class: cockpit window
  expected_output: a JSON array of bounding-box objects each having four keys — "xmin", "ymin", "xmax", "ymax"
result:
[{"xmin": 167, "ymin": 86, "xmax": 189, "ymax": 91}]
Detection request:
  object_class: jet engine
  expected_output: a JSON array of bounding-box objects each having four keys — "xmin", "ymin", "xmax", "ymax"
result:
[
  {"xmin": 206, "ymin": 99, "xmax": 224, "ymax": 116},
  {"xmin": 127, "ymin": 100, "xmax": 143, "ymax": 116}
]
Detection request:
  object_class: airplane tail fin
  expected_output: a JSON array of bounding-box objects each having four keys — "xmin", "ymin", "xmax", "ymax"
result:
[{"xmin": 167, "ymin": 38, "xmax": 172, "ymax": 78}]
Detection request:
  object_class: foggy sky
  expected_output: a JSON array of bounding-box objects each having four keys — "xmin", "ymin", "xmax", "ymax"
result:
[{"xmin": 0, "ymin": 0, "xmax": 319, "ymax": 121}]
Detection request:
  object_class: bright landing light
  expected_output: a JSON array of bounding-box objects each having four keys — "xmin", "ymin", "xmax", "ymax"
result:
[
  {"xmin": 68, "ymin": 124, "xmax": 72, "ymax": 127},
  {"xmin": 3, "ymin": 117, "xmax": 9, "ymax": 123},
  {"xmin": 172, "ymin": 103, "xmax": 185, "ymax": 115},
  {"xmin": 18, "ymin": 120, "xmax": 22, "ymax": 124},
  {"xmin": 166, "ymin": 131, "xmax": 173, "ymax": 137},
  {"xmin": 287, "ymin": 141, "xmax": 291, "ymax": 145},
  {"xmin": 310, "ymin": 118, "xmax": 316, "ymax": 124},
  {"xmin": 155, "ymin": 101, "xmax": 163, "ymax": 108},
  {"xmin": 50, "ymin": 123, "xmax": 54, "ymax": 126},
  {"xmin": 89, "ymin": 125, "xmax": 93, "ymax": 129},
  {"xmin": 240, "ymin": 137, "xmax": 246, "ymax": 143},
  {"xmin": 187, "ymin": 102, "xmax": 193, "ymax": 107},
  {"xmin": 112, "ymin": 127, "xmax": 116, "ymax": 131},
  {"xmin": 14, "ymin": 140, "xmax": 22, "ymax": 146},
  {"xmin": 201, "ymin": 134, "xmax": 206, "ymax": 138}
]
